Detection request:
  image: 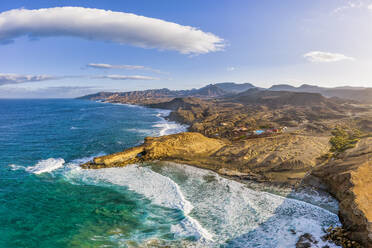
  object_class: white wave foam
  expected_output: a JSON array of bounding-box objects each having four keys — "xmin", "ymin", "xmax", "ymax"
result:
[
  {"xmin": 25, "ymin": 158, "xmax": 65, "ymax": 174},
  {"xmin": 155, "ymin": 109, "xmax": 171, "ymax": 118},
  {"xmin": 63, "ymin": 164, "xmax": 213, "ymax": 241},
  {"xmin": 152, "ymin": 109, "xmax": 188, "ymax": 136},
  {"xmin": 153, "ymin": 122, "xmax": 187, "ymax": 136},
  {"xmin": 172, "ymin": 214, "xmax": 214, "ymax": 241},
  {"xmin": 151, "ymin": 163, "xmax": 341, "ymax": 247},
  {"xmin": 8, "ymin": 164, "xmax": 25, "ymax": 171},
  {"xmin": 59, "ymin": 158, "xmax": 341, "ymax": 247},
  {"xmin": 110, "ymin": 102, "xmax": 146, "ymax": 109},
  {"xmin": 96, "ymin": 102, "xmax": 187, "ymax": 137}
]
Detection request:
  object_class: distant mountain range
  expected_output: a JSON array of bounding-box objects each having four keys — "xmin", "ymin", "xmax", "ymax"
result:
[
  {"xmin": 269, "ymin": 84, "xmax": 372, "ymax": 103},
  {"xmin": 212, "ymin": 82, "xmax": 257, "ymax": 93},
  {"xmin": 227, "ymin": 88, "xmax": 330, "ymax": 107},
  {"xmin": 79, "ymin": 82, "xmax": 372, "ymax": 104}
]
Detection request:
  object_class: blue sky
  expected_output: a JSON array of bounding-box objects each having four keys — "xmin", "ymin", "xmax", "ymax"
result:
[{"xmin": 0, "ymin": 0, "xmax": 372, "ymax": 98}]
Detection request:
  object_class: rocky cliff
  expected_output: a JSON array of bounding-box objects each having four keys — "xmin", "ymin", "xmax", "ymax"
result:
[
  {"xmin": 81, "ymin": 132, "xmax": 226, "ymax": 169},
  {"xmin": 311, "ymin": 137, "xmax": 372, "ymax": 247}
]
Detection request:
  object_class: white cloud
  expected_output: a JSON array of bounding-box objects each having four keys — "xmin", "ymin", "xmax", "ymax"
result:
[
  {"xmin": 87, "ymin": 63, "xmax": 145, "ymax": 70},
  {"xmin": 303, "ymin": 51, "xmax": 354, "ymax": 63},
  {"xmin": 87, "ymin": 63, "xmax": 165, "ymax": 74},
  {"xmin": 96, "ymin": 75, "xmax": 159, "ymax": 80},
  {"xmin": 0, "ymin": 85, "xmax": 102, "ymax": 98},
  {"xmin": 332, "ymin": 1, "xmax": 364, "ymax": 14},
  {"xmin": 0, "ymin": 7, "xmax": 224, "ymax": 54},
  {"xmin": 227, "ymin": 67, "xmax": 235, "ymax": 71},
  {"xmin": 0, "ymin": 73, "xmax": 57, "ymax": 85},
  {"xmin": 368, "ymin": 4, "xmax": 372, "ymax": 10}
]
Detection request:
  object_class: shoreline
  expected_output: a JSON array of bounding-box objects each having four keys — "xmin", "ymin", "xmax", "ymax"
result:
[{"xmin": 99, "ymin": 100, "xmax": 189, "ymax": 136}]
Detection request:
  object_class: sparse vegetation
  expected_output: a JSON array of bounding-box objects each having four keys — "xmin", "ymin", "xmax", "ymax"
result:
[{"xmin": 329, "ymin": 127, "xmax": 362, "ymax": 155}]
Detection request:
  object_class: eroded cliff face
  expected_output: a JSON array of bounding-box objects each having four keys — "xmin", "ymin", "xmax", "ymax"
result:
[{"xmin": 312, "ymin": 137, "xmax": 372, "ymax": 247}]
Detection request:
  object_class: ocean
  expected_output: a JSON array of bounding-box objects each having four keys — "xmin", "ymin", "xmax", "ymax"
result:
[{"xmin": 0, "ymin": 99, "xmax": 341, "ymax": 248}]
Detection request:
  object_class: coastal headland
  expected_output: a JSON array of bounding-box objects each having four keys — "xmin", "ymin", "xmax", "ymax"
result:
[{"xmin": 80, "ymin": 83, "xmax": 372, "ymax": 247}]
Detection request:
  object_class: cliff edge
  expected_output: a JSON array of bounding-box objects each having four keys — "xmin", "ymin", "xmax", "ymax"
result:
[
  {"xmin": 312, "ymin": 137, "xmax": 372, "ymax": 247},
  {"xmin": 81, "ymin": 132, "xmax": 226, "ymax": 169}
]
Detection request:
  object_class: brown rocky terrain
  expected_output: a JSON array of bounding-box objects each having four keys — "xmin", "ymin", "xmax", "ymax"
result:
[{"xmin": 148, "ymin": 95, "xmax": 366, "ymax": 140}]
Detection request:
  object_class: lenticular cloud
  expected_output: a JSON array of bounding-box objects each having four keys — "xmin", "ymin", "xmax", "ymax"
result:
[{"xmin": 0, "ymin": 7, "xmax": 224, "ymax": 54}]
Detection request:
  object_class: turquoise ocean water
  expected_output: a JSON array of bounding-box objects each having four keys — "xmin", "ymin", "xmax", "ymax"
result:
[{"xmin": 0, "ymin": 99, "xmax": 342, "ymax": 248}]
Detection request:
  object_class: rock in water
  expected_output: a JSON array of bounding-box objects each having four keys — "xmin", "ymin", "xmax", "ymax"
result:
[{"xmin": 296, "ymin": 233, "xmax": 318, "ymax": 248}]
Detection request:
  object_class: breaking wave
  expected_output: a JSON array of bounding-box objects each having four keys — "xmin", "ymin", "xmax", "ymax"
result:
[
  {"xmin": 149, "ymin": 163, "xmax": 342, "ymax": 247},
  {"xmin": 8, "ymin": 164, "xmax": 25, "ymax": 171},
  {"xmin": 153, "ymin": 122, "xmax": 188, "ymax": 136},
  {"xmin": 63, "ymin": 163, "xmax": 213, "ymax": 241},
  {"xmin": 25, "ymin": 158, "xmax": 65, "ymax": 174},
  {"xmin": 153, "ymin": 109, "xmax": 188, "ymax": 136},
  {"xmin": 11, "ymin": 155, "xmax": 341, "ymax": 247}
]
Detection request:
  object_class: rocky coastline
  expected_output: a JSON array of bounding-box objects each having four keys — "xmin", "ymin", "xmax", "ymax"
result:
[{"xmin": 80, "ymin": 89, "xmax": 372, "ymax": 247}]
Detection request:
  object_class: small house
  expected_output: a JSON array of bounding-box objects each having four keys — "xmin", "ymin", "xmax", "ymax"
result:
[{"xmin": 254, "ymin": 130, "xmax": 265, "ymax": 135}]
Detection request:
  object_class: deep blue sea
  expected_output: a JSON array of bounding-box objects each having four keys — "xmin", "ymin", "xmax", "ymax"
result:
[{"xmin": 0, "ymin": 99, "xmax": 342, "ymax": 248}]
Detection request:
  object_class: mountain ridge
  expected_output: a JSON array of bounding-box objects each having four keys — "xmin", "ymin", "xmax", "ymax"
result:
[
  {"xmin": 78, "ymin": 82, "xmax": 372, "ymax": 104},
  {"xmin": 269, "ymin": 84, "xmax": 372, "ymax": 103}
]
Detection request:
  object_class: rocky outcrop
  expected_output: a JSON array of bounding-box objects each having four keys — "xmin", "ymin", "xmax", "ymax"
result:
[
  {"xmin": 295, "ymin": 233, "xmax": 318, "ymax": 248},
  {"xmin": 82, "ymin": 132, "xmax": 226, "ymax": 169},
  {"xmin": 311, "ymin": 137, "xmax": 372, "ymax": 247}
]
